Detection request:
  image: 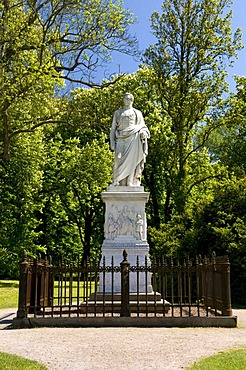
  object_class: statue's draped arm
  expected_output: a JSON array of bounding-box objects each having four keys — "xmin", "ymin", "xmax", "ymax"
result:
[{"xmin": 110, "ymin": 111, "xmax": 117, "ymax": 151}]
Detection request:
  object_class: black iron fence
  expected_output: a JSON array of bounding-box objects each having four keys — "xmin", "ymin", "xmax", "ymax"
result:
[{"xmin": 16, "ymin": 250, "xmax": 232, "ymax": 320}]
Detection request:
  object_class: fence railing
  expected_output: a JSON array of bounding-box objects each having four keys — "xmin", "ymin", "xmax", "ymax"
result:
[{"xmin": 17, "ymin": 251, "xmax": 232, "ymax": 319}]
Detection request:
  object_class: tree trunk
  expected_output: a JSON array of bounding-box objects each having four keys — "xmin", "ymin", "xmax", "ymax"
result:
[
  {"xmin": 163, "ymin": 186, "xmax": 172, "ymax": 223},
  {"xmin": 144, "ymin": 170, "xmax": 161, "ymax": 229}
]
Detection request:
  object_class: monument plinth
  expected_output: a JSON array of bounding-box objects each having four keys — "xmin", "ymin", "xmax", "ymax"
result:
[{"xmin": 99, "ymin": 185, "xmax": 152, "ymax": 294}]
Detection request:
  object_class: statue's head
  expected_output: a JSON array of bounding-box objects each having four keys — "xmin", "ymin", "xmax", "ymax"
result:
[{"xmin": 123, "ymin": 92, "xmax": 134, "ymax": 102}]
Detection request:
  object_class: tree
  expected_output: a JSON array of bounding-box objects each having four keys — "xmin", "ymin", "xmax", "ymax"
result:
[
  {"xmin": 0, "ymin": 129, "xmax": 46, "ymax": 277},
  {"xmin": 0, "ymin": 0, "xmax": 61, "ymax": 161},
  {"xmin": 41, "ymin": 133, "xmax": 113, "ymax": 263},
  {"xmin": 0, "ymin": 0, "xmax": 138, "ymax": 273},
  {"xmin": 143, "ymin": 0, "xmax": 242, "ymax": 218},
  {"xmin": 185, "ymin": 177, "xmax": 246, "ymax": 304},
  {"xmin": 0, "ymin": 0, "xmax": 138, "ymax": 161},
  {"xmin": 205, "ymin": 76, "xmax": 246, "ymax": 176}
]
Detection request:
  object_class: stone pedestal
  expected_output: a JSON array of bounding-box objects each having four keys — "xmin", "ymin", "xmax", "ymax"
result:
[{"xmin": 98, "ymin": 186, "xmax": 153, "ymax": 294}]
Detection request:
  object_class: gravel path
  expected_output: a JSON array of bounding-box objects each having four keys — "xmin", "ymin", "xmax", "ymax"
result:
[{"xmin": 0, "ymin": 309, "xmax": 246, "ymax": 370}]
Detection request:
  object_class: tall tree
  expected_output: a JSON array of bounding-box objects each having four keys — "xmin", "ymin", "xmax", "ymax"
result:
[
  {"xmin": 185, "ymin": 176, "xmax": 246, "ymax": 305},
  {"xmin": 0, "ymin": 129, "xmax": 46, "ymax": 277},
  {"xmin": 143, "ymin": 0, "xmax": 242, "ymax": 218},
  {"xmin": 0, "ymin": 0, "xmax": 138, "ymax": 272},
  {"xmin": 205, "ymin": 76, "xmax": 246, "ymax": 175},
  {"xmin": 41, "ymin": 132, "xmax": 113, "ymax": 263},
  {"xmin": 0, "ymin": 0, "xmax": 138, "ymax": 161}
]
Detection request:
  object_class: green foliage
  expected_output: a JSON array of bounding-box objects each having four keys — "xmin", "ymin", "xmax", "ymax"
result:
[
  {"xmin": 188, "ymin": 178, "xmax": 246, "ymax": 304},
  {"xmin": 205, "ymin": 76, "xmax": 246, "ymax": 176},
  {"xmin": 0, "ymin": 130, "xmax": 46, "ymax": 277},
  {"xmin": 143, "ymin": 0, "xmax": 242, "ymax": 216},
  {"xmin": 0, "ymin": 0, "xmax": 138, "ymax": 275},
  {"xmin": 40, "ymin": 131, "xmax": 113, "ymax": 263},
  {"xmin": 149, "ymin": 175, "xmax": 246, "ymax": 304},
  {"xmin": 0, "ymin": 0, "xmax": 138, "ymax": 161},
  {"xmin": 145, "ymin": 0, "xmax": 242, "ymax": 83}
]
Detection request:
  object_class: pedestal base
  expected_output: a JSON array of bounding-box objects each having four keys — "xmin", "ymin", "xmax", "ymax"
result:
[
  {"xmin": 99, "ymin": 241, "xmax": 152, "ymax": 294},
  {"xmin": 100, "ymin": 187, "xmax": 151, "ymax": 294},
  {"xmin": 80, "ymin": 293, "xmax": 170, "ymax": 314}
]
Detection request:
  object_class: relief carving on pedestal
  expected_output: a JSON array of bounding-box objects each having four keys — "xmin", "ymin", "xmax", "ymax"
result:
[{"xmin": 106, "ymin": 205, "xmax": 144, "ymax": 240}]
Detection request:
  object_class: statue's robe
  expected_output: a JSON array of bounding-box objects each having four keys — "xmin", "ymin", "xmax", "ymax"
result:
[{"xmin": 110, "ymin": 108, "xmax": 150, "ymax": 185}]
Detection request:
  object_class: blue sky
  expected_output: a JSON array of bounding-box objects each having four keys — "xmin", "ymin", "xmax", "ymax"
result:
[{"xmin": 103, "ymin": 0, "xmax": 246, "ymax": 92}]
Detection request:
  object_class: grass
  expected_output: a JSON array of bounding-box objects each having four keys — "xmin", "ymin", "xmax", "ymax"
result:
[
  {"xmin": 187, "ymin": 347, "xmax": 246, "ymax": 369},
  {"xmin": 52, "ymin": 279, "xmax": 96, "ymax": 305},
  {"xmin": 0, "ymin": 278, "xmax": 95, "ymax": 309},
  {"xmin": 0, "ymin": 280, "xmax": 19, "ymax": 309},
  {"xmin": 0, "ymin": 352, "xmax": 48, "ymax": 369}
]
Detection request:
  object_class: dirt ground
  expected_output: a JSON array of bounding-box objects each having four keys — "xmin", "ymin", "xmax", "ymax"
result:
[{"xmin": 0, "ymin": 309, "xmax": 246, "ymax": 370}]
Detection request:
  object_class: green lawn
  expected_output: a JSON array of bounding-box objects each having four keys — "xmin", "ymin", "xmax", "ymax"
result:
[
  {"xmin": 0, "ymin": 280, "xmax": 19, "ymax": 309},
  {"xmin": 0, "ymin": 352, "xmax": 48, "ymax": 369},
  {"xmin": 53, "ymin": 279, "xmax": 96, "ymax": 305},
  {"xmin": 187, "ymin": 347, "xmax": 246, "ymax": 369},
  {"xmin": 0, "ymin": 278, "xmax": 95, "ymax": 309}
]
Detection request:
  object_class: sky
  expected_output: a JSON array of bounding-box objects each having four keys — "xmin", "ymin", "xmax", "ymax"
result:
[{"xmin": 103, "ymin": 0, "xmax": 246, "ymax": 92}]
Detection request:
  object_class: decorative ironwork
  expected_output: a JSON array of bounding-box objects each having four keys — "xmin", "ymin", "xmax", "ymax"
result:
[{"xmin": 16, "ymin": 250, "xmax": 232, "ymax": 320}]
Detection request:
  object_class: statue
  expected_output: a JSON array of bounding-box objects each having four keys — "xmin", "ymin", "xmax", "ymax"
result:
[
  {"xmin": 110, "ymin": 93, "xmax": 150, "ymax": 186},
  {"xmin": 135, "ymin": 214, "xmax": 143, "ymax": 240},
  {"xmin": 107, "ymin": 214, "xmax": 118, "ymax": 239}
]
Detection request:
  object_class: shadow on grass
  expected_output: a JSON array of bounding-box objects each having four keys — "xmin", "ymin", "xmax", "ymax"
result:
[{"xmin": 0, "ymin": 281, "xmax": 19, "ymax": 289}]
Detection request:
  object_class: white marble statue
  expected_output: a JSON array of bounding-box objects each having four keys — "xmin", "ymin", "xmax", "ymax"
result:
[
  {"xmin": 107, "ymin": 214, "xmax": 118, "ymax": 239},
  {"xmin": 110, "ymin": 93, "xmax": 150, "ymax": 186},
  {"xmin": 135, "ymin": 214, "xmax": 143, "ymax": 240}
]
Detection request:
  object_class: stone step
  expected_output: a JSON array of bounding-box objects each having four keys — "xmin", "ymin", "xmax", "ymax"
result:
[
  {"xmin": 80, "ymin": 299, "xmax": 170, "ymax": 314},
  {"xmin": 89, "ymin": 292, "xmax": 162, "ymax": 301}
]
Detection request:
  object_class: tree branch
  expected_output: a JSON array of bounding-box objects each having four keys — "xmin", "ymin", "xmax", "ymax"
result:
[{"xmin": 9, "ymin": 119, "xmax": 67, "ymax": 140}]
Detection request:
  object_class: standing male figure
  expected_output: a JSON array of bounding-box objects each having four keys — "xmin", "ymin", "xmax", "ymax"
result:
[{"xmin": 110, "ymin": 93, "xmax": 150, "ymax": 186}]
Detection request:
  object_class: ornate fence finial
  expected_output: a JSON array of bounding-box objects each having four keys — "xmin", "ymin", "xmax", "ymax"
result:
[{"xmin": 123, "ymin": 249, "xmax": 128, "ymax": 261}]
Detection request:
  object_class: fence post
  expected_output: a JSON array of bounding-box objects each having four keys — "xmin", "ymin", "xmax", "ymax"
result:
[
  {"xmin": 121, "ymin": 250, "xmax": 130, "ymax": 317},
  {"xmin": 48, "ymin": 256, "xmax": 54, "ymax": 306},
  {"xmin": 17, "ymin": 251, "xmax": 28, "ymax": 319},
  {"xmin": 219, "ymin": 256, "xmax": 233, "ymax": 316}
]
